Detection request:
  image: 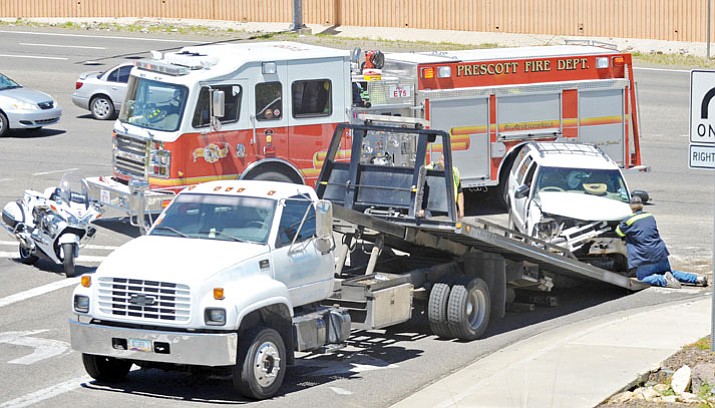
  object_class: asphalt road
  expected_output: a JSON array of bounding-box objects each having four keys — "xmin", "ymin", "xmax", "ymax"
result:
[{"xmin": 0, "ymin": 26, "xmax": 710, "ymax": 408}]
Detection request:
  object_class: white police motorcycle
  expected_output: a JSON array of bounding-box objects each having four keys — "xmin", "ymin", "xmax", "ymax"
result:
[{"xmin": 1, "ymin": 172, "xmax": 103, "ymax": 277}]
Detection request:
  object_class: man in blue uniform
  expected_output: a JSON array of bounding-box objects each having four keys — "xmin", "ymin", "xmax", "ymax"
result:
[{"xmin": 616, "ymin": 196, "xmax": 707, "ymax": 288}]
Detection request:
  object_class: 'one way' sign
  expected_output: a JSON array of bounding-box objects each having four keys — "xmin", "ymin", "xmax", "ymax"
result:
[{"xmin": 689, "ymin": 70, "xmax": 715, "ymax": 169}]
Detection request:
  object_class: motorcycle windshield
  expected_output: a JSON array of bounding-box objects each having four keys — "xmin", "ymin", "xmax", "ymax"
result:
[{"xmin": 58, "ymin": 172, "xmax": 89, "ymax": 206}]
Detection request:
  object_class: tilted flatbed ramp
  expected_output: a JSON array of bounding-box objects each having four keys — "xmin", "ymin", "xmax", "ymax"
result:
[{"xmin": 317, "ymin": 123, "xmax": 648, "ymax": 292}]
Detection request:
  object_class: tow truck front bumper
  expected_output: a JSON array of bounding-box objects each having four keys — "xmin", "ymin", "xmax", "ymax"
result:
[
  {"xmin": 84, "ymin": 176, "xmax": 175, "ymax": 216},
  {"xmin": 69, "ymin": 319, "xmax": 238, "ymax": 366}
]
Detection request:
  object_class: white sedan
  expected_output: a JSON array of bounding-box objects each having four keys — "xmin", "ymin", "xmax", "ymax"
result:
[{"xmin": 72, "ymin": 62, "xmax": 133, "ymax": 120}]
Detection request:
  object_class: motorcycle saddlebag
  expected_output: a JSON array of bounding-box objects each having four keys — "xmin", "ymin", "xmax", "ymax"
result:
[{"xmin": 2, "ymin": 200, "xmax": 26, "ymax": 230}]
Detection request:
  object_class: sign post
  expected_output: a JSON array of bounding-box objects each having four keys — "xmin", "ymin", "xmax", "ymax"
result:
[{"xmin": 690, "ymin": 70, "xmax": 715, "ymax": 350}]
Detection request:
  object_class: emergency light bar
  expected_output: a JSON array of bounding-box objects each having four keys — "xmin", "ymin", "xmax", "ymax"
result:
[{"xmin": 136, "ymin": 59, "xmax": 190, "ymax": 76}]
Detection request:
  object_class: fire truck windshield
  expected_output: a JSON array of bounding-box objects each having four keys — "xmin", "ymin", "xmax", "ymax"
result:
[
  {"xmin": 150, "ymin": 193, "xmax": 276, "ymax": 244},
  {"xmin": 119, "ymin": 77, "xmax": 188, "ymax": 132}
]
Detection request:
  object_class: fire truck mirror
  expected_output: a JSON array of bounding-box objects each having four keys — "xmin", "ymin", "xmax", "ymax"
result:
[
  {"xmin": 351, "ymin": 47, "xmax": 361, "ymax": 63},
  {"xmin": 212, "ymin": 90, "xmax": 225, "ymax": 118}
]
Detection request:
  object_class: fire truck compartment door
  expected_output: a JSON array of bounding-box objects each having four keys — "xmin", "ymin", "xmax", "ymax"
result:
[
  {"xmin": 429, "ymin": 97, "xmax": 490, "ymax": 188},
  {"xmin": 578, "ymin": 88, "xmax": 626, "ymax": 166}
]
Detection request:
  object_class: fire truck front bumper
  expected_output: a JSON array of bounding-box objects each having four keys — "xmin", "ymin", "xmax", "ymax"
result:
[
  {"xmin": 69, "ymin": 319, "xmax": 238, "ymax": 367},
  {"xmin": 84, "ymin": 176, "xmax": 175, "ymax": 216}
]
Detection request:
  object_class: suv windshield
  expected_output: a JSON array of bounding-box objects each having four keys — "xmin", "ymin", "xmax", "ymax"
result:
[
  {"xmin": 535, "ymin": 167, "xmax": 629, "ymax": 203},
  {"xmin": 119, "ymin": 77, "xmax": 187, "ymax": 131},
  {"xmin": 150, "ymin": 193, "xmax": 276, "ymax": 244}
]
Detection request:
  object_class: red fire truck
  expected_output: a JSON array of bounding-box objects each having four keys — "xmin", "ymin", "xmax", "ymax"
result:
[{"xmin": 85, "ymin": 40, "xmax": 642, "ymax": 226}]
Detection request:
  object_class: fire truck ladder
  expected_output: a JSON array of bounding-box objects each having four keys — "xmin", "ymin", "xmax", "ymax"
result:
[{"xmin": 316, "ymin": 123, "xmax": 647, "ymax": 291}]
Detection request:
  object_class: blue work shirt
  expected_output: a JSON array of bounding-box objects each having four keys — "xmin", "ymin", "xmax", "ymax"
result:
[{"xmin": 616, "ymin": 210, "xmax": 670, "ymax": 269}]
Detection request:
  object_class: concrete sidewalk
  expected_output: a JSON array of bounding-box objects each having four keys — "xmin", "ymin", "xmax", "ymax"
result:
[{"xmin": 391, "ymin": 293, "xmax": 712, "ymax": 408}]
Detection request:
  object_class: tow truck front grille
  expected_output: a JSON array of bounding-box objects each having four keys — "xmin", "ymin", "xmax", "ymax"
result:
[
  {"xmin": 114, "ymin": 134, "xmax": 148, "ymax": 178},
  {"xmin": 97, "ymin": 277, "xmax": 191, "ymax": 322}
]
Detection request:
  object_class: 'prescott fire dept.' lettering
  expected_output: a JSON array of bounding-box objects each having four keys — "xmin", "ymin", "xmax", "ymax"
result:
[{"xmin": 456, "ymin": 58, "xmax": 589, "ymax": 77}]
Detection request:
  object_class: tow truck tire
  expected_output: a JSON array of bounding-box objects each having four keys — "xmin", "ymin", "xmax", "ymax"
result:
[
  {"xmin": 428, "ymin": 283, "xmax": 453, "ymax": 339},
  {"xmin": 82, "ymin": 354, "xmax": 132, "ymax": 382},
  {"xmin": 18, "ymin": 245, "xmax": 38, "ymax": 265},
  {"xmin": 62, "ymin": 242, "xmax": 77, "ymax": 277},
  {"xmin": 447, "ymin": 278, "xmax": 491, "ymax": 340},
  {"xmin": 233, "ymin": 326, "xmax": 286, "ymax": 400}
]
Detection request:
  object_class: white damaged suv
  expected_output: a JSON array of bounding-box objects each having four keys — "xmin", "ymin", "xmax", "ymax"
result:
[{"xmin": 506, "ymin": 141, "xmax": 634, "ymax": 272}]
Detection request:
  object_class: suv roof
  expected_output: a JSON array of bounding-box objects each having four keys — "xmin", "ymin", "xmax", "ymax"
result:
[{"xmin": 525, "ymin": 141, "xmax": 618, "ymax": 170}]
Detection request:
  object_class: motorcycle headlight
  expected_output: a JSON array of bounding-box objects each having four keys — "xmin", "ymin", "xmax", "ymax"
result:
[
  {"xmin": 66, "ymin": 214, "xmax": 80, "ymax": 225},
  {"xmin": 11, "ymin": 101, "xmax": 39, "ymax": 111}
]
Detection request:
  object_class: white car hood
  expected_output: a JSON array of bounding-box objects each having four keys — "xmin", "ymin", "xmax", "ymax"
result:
[
  {"xmin": 536, "ymin": 192, "xmax": 631, "ymax": 221},
  {"xmin": 97, "ymin": 236, "xmax": 270, "ymax": 285}
]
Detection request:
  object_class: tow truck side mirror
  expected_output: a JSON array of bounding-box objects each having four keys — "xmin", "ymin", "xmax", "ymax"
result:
[
  {"xmin": 514, "ymin": 184, "xmax": 530, "ymax": 199},
  {"xmin": 212, "ymin": 90, "xmax": 225, "ymax": 118},
  {"xmin": 314, "ymin": 200, "xmax": 334, "ymax": 255}
]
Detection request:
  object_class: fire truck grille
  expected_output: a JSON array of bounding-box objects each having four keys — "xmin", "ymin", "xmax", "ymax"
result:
[
  {"xmin": 114, "ymin": 134, "xmax": 147, "ymax": 178},
  {"xmin": 97, "ymin": 277, "xmax": 191, "ymax": 322}
]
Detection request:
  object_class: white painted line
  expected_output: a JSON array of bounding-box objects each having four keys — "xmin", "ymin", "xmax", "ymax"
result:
[
  {"xmin": 32, "ymin": 168, "xmax": 79, "ymax": 176},
  {"xmin": 0, "ymin": 279, "xmax": 78, "ymax": 308},
  {"xmin": 0, "ymin": 54, "xmax": 67, "ymax": 60},
  {"xmin": 0, "ymin": 375, "xmax": 92, "ymax": 408},
  {"xmin": 0, "ymin": 241, "xmax": 119, "ymax": 251},
  {"xmin": 634, "ymin": 66, "xmax": 690, "ymax": 73},
  {"xmin": 20, "ymin": 42, "xmax": 106, "ymax": 50},
  {"xmin": 0, "ymin": 251, "xmax": 106, "ymax": 263},
  {"xmin": 0, "ymin": 30, "xmax": 202, "ymax": 43},
  {"xmin": 0, "ymin": 178, "xmax": 11, "ymax": 183}
]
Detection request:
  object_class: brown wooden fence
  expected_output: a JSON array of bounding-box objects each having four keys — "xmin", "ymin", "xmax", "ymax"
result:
[{"xmin": 2, "ymin": 0, "xmax": 712, "ymax": 43}]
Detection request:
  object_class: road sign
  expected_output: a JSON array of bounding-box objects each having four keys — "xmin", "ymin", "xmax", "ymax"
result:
[
  {"xmin": 690, "ymin": 70, "xmax": 715, "ymax": 145},
  {"xmin": 690, "ymin": 144, "xmax": 715, "ymax": 169}
]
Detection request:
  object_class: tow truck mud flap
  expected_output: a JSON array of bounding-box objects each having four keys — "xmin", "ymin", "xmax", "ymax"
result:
[
  {"xmin": 326, "ymin": 273, "xmax": 413, "ymax": 330},
  {"xmin": 464, "ymin": 252, "xmax": 507, "ymax": 320}
]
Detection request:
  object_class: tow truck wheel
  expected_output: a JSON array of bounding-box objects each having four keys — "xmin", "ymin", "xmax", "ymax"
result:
[
  {"xmin": 18, "ymin": 245, "xmax": 38, "ymax": 265},
  {"xmin": 447, "ymin": 278, "xmax": 491, "ymax": 340},
  {"xmin": 233, "ymin": 326, "xmax": 286, "ymax": 400},
  {"xmin": 62, "ymin": 242, "xmax": 77, "ymax": 277},
  {"xmin": 82, "ymin": 354, "xmax": 132, "ymax": 382},
  {"xmin": 428, "ymin": 283, "xmax": 453, "ymax": 339}
]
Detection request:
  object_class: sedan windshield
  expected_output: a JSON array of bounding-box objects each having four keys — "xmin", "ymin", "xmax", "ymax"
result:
[
  {"xmin": 119, "ymin": 77, "xmax": 187, "ymax": 131},
  {"xmin": 0, "ymin": 74, "xmax": 21, "ymax": 90},
  {"xmin": 534, "ymin": 166, "xmax": 630, "ymax": 203},
  {"xmin": 150, "ymin": 193, "xmax": 276, "ymax": 244}
]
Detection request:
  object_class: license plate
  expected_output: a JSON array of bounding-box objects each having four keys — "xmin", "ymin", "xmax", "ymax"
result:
[{"xmin": 128, "ymin": 338, "xmax": 152, "ymax": 352}]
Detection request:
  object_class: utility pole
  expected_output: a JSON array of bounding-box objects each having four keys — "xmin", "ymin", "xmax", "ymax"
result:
[
  {"xmin": 708, "ymin": 0, "xmax": 711, "ymax": 59},
  {"xmin": 292, "ymin": 0, "xmax": 304, "ymax": 32}
]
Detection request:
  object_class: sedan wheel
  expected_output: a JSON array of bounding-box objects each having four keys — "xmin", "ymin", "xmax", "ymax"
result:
[
  {"xmin": 90, "ymin": 96, "xmax": 115, "ymax": 120},
  {"xmin": 0, "ymin": 112, "xmax": 8, "ymax": 137}
]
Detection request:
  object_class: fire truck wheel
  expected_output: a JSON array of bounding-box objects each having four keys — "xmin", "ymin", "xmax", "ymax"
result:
[
  {"xmin": 447, "ymin": 278, "xmax": 490, "ymax": 340},
  {"xmin": 82, "ymin": 354, "xmax": 132, "ymax": 382},
  {"xmin": 252, "ymin": 171, "xmax": 294, "ymax": 184},
  {"xmin": 18, "ymin": 245, "xmax": 38, "ymax": 265},
  {"xmin": 62, "ymin": 242, "xmax": 78, "ymax": 277},
  {"xmin": 90, "ymin": 95, "xmax": 115, "ymax": 120},
  {"xmin": 233, "ymin": 326, "xmax": 287, "ymax": 400},
  {"xmin": 428, "ymin": 283, "xmax": 453, "ymax": 339}
]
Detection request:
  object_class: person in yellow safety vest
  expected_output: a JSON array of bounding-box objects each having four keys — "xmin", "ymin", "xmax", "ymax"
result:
[{"xmin": 418, "ymin": 154, "xmax": 465, "ymax": 220}]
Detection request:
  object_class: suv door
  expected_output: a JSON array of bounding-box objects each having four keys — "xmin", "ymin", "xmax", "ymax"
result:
[{"xmin": 508, "ymin": 152, "xmax": 537, "ymax": 232}]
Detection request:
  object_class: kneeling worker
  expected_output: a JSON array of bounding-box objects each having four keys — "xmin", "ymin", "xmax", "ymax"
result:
[{"xmin": 616, "ymin": 196, "xmax": 708, "ymax": 288}]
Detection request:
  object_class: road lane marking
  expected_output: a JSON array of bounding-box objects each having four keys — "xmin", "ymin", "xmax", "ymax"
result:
[
  {"xmin": 20, "ymin": 42, "xmax": 106, "ymax": 50},
  {"xmin": 0, "ymin": 241, "xmax": 119, "ymax": 251},
  {"xmin": 0, "ymin": 279, "xmax": 78, "ymax": 308},
  {"xmin": 0, "ymin": 375, "xmax": 92, "ymax": 408},
  {"xmin": 0, "ymin": 54, "xmax": 68, "ymax": 60},
  {"xmin": 0, "ymin": 252, "xmax": 107, "ymax": 263},
  {"xmin": 633, "ymin": 66, "xmax": 690, "ymax": 73},
  {"xmin": 32, "ymin": 168, "xmax": 79, "ymax": 176},
  {"xmin": 0, "ymin": 30, "xmax": 202, "ymax": 43},
  {"xmin": 0, "ymin": 330, "xmax": 70, "ymax": 365}
]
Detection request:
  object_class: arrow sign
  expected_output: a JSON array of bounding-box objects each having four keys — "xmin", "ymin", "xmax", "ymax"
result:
[
  {"xmin": 690, "ymin": 70, "xmax": 715, "ymax": 145},
  {"xmin": 0, "ymin": 330, "xmax": 70, "ymax": 365}
]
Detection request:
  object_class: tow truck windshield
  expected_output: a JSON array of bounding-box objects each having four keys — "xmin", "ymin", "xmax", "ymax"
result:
[
  {"xmin": 119, "ymin": 77, "xmax": 188, "ymax": 132},
  {"xmin": 150, "ymin": 193, "xmax": 276, "ymax": 244}
]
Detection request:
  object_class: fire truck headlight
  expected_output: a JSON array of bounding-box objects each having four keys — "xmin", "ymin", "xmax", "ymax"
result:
[
  {"xmin": 74, "ymin": 295, "xmax": 90, "ymax": 313},
  {"xmin": 437, "ymin": 66, "xmax": 452, "ymax": 78},
  {"xmin": 205, "ymin": 308, "xmax": 226, "ymax": 326},
  {"xmin": 595, "ymin": 57, "xmax": 609, "ymax": 69}
]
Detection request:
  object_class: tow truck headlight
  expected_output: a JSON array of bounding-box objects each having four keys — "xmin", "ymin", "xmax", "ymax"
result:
[
  {"xmin": 205, "ymin": 308, "xmax": 226, "ymax": 326},
  {"xmin": 74, "ymin": 295, "xmax": 90, "ymax": 313}
]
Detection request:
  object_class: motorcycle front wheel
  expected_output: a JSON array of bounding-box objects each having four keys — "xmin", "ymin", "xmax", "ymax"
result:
[
  {"xmin": 19, "ymin": 245, "xmax": 38, "ymax": 265},
  {"xmin": 62, "ymin": 242, "xmax": 77, "ymax": 277}
]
